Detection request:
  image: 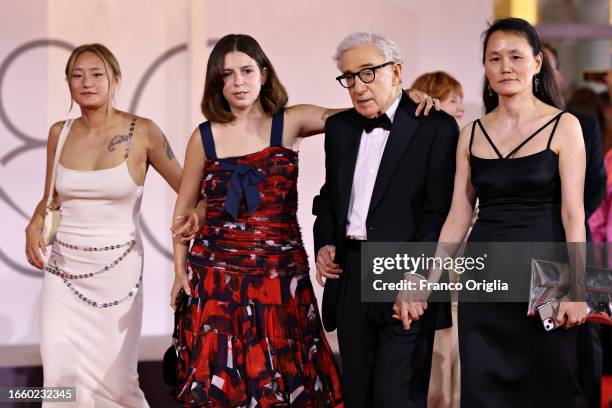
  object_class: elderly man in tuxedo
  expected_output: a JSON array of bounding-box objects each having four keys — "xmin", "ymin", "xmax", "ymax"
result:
[{"xmin": 312, "ymin": 32, "xmax": 459, "ymax": 408}]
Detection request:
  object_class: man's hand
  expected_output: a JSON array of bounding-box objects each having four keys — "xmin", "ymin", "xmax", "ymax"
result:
[
  {"xmin": 392, "ymin": 273, "xmax": 429, "ymax": 330},
  {"xmin": 405, "ymin": 89, "xmax": 441, "ymax": 116},
  {"xmin": 315, "ymin": 245, "xmax": 342, "ymax": 287},
  {"xmin": 392, "ymin": 300, "xmax": 428, "ymax": 330}
]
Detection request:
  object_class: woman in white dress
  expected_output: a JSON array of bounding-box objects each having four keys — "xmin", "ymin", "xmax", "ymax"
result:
[{"xmin": 24, "ymin": 44, "xmax": 183, "ymax": 407}]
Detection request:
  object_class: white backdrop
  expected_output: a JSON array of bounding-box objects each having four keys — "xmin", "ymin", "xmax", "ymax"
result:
[{"xmin": 0, "ymin": 0, "xmax": 491, "ymax": 350}]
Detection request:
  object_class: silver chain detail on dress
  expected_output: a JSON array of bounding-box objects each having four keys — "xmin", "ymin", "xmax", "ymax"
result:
[
  {"xmin": 124, "ymin": 118, "xmax": 137, "ymax": 160},
  {"xmin": 45, "ymin": 239, "xmax": 142, "ymax": 308},
  {"xmin": 62, "ymin": 274, "xmax": 142, "ymax": 308},
  {"xmin": 44, "ymin": 240, "xmax": 136, "ymax": 279},
  {"xmin": 54, "ymin": 239, "xmax": 135, "ymax": 252}
]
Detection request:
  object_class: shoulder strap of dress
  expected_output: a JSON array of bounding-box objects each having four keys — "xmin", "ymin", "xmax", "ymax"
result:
[
  {"xmin": 546, "ymin": 111, "xmax": 566, "ymax": 149},
  {"xmin": 46, "ymin": 119, "xmax": 74, "ymax": 207},
  {"xmin": 198, "ymin": 121, "xmax": 217, "ymax": 160},
  {"xmin": 124, "ymin": 117, "xmax": 138, "ymax": 160},
  {"xmin": 469, "ymin": 121, "xmax": 477, "ymax": 155},
  {"xmin": 476, "ymin": 119, "xmax": 503, "ymax": 159},
  {"xmin": 506, "ymin": 111, "xmax": 566, "ymax": 158},
  {"xmin": 270, "ymin": 108, "xmax": 284, "ymax": 147}
]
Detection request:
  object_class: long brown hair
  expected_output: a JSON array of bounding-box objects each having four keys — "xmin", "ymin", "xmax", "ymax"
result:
[
  {"xmin": 65, "ymin": 44, "xmax": 121, "ymax": 111},
  {"xmin": 201, "ymin": 34, "xmax": 288, "ymax": 122}
]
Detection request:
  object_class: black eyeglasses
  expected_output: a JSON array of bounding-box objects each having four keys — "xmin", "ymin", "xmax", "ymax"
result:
[{"xmin": 335, "ymin": 61, "xmax": 395, "ymax": 88}]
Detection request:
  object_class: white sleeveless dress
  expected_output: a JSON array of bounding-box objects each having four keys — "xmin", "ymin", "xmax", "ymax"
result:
[{"xmin": 40, "ymin": 118, "xmax": 149, "ymax": 407}]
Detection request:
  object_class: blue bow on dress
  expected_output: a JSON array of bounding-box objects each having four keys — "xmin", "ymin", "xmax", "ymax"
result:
[{"xmin": 220, "ymin": 160, "xmax": 265, "ymax": 219}]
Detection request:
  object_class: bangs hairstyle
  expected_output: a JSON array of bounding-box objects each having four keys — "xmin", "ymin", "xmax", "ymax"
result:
[
  {"xmin": 481, "ymin": 18, "xmax": 563, "ymax": 113},
  {"xmin": 65, "ymin": 44, "xmax": 121, "ymax": 111},
  {"xmin": 411, "ymin": 71, "xmax": 463, "ymax": 101},
  {"xmin": 201, "ymin": 34, "xmax": 288, "ymax": 123}
]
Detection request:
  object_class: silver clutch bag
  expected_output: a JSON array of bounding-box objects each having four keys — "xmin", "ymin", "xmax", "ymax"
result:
[{"xmin": 529, "ymin": 258, "xmax": 612, "ymax": 325}]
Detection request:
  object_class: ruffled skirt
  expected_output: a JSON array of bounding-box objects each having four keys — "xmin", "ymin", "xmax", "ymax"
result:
[{"xmin": 173, "ymin": 255, "xmax": 343, "ymax": 407}]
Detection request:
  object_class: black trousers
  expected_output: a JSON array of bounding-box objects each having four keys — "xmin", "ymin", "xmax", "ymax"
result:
[{"xmin": 335, "ymin": 242, "xmax": 435, "ymax": 408}]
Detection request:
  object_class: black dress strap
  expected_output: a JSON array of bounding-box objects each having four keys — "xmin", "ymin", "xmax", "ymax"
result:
[
  {"xmin": 506, "ymin": 111, "xmax": 566, "ymax": 158},
  {"xmin": 270, "ymin": 109, "xmax": 285, "ymax": 147},
  {"xmin": 476, "ymin": 119, "xmax": 503, "ymax": 159},
  {"xmin": 546, "ymin": 111, "xmax": 566, "ymax": 149},
  {"xmin": 469, "ymin": 121, "xmax": 476, "ymax": 155},
  {"xmin": 198, "ymin": 121, "xmax": 217, "ymax": 160}
]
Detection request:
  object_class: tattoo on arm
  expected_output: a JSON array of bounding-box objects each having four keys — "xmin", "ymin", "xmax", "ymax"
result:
[
  {"xmin": 162, "ymin": 133, "xmax": 175, "ymax": 160},
  {"xmin": 107, "ymin": 134, "xmax": 130, "ymax": 151}
]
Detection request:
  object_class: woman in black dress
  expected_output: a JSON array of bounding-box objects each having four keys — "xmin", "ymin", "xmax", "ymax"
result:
[{"xmin": 395, "ymin": 18, "xmax": 589, "ymax": 407}]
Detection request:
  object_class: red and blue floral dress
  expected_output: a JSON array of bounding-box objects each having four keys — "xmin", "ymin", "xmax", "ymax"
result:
[{"xmin": 174, "ymin": 110, "xmax": 343, "ymax": 407}]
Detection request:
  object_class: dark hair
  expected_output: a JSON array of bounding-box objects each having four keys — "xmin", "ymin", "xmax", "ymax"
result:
[
  {"xmin": 569, "ymin": 88, "xmax": 612, "ymax": 152},
  {"xmin": 568, "ymin": 88, "xmax": 606, "ymax": 133},
  {"xmin": 201, "ymin": 34, "xmax": 288, "ymax": 123},
  {"xmin": 481, "ymin": 18, "xmax": 563, "ymax": 113},
  {"xmin": 541, "ymin": 43, "xmax": 560, "ymax": 70}
]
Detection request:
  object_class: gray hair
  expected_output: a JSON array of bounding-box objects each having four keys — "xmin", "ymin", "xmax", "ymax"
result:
[{"xmin": 333, "ymin": 32, "xmax": 404, "ymax": 69}]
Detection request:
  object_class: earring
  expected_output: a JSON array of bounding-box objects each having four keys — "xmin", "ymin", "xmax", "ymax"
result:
[
  {"xmin": 488, "ymin": 84, "xmax": 493, "ymax": 97},
  {"xmin": 534, "ymin": 76, "xmax": 539, "ymax": 92}
]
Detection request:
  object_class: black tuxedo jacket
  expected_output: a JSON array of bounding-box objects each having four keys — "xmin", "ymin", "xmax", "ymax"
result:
[{"xmin": 312, "ymin": 93, "xmax": 459, "ymax": 332}]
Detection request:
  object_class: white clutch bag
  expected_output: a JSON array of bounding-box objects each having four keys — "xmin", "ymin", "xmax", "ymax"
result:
[
  {"xmin": 41, "ymin": 119, "xmax": 73, "ymax": 246},
  {"xmin": 41, "ymin": 205, "xmax": 62, "ymax": 245}
]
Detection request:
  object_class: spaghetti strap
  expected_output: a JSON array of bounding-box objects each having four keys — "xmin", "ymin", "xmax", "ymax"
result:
[
  {"xmin": 469, "ymin": 121, "xmax": 476, "ymax": 155},
  {"xmin": 476, "ymin": 119, "xmax": 503, "ymax": 159},
  {"xmin": 506, "ymin": 111, "xmax": 566, "ymax": 158},
  {"xmin": 124, "ymin": 118, "xmax": 137, "ymax": 160},
  {"xmin": 198, "ymin": 121, "xmax": 217, "ymax": 160},
  {"xmin": 546, "ymin": 111, "xmax": 566, "ymax": 149},
  {"xmin": 270, "ymin": 108, "xmax": 284, "ymax": 147}
]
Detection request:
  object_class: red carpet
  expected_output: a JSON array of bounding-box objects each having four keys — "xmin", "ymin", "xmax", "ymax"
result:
[{"xmin": 603, "ymin": 376, "xmax": 612, "ymax": 408}]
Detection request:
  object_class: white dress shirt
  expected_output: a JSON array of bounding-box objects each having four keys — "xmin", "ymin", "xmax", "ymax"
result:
[{"xmin": 346, "ymin": 94, "xmax": 401, "ymax": 240}]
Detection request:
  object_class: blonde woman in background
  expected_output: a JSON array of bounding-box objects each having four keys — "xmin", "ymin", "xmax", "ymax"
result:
[
  {"xmin": 411, "ymin": 71, "xmax": 465, "ymax": 408},
  {"xmin": 25, "ymin": 44, "xmax": 190, "ymax": 407}
]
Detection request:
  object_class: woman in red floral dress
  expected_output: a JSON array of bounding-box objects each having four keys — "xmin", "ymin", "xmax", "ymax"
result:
[
  {"xmin": 170, "ymin": 34, "xmax": 344, "ymax": 407},
  {"xmin": 170, "ymin": 34, "xmax": 435, "ymax": 407}
]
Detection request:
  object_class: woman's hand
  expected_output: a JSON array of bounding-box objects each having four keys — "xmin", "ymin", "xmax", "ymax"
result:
[
  {"xmin": 170, "ymin": 268, "xmax": 192, "ymax": 309},
  {"xmin": 171, "ymin": 211, "xmax": 201, "ymax": 242},
  {"xmin": 556, "ymin": 301, "xmax": 588, "ymax": 329},
  {"xmin": 405, "ymin": 89, "xmax": 441, "ymax": 116},
  {"xmin": 25, "ymin": 223, "xmax": 46, "ymax": 269}
]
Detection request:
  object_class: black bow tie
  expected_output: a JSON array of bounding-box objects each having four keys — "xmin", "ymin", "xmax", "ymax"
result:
[{"xmin": 359, "ymin": 113, "xmax": 392, "ymax": 133}]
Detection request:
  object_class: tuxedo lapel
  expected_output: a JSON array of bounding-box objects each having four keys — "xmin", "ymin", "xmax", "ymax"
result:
[
  {"xmin": 368, "ymin": 95, "xmax": 418, "ymax": 216},
  {"xmin": 337, "ymin": 113, "xmax": 363, "ymax": 225}
]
